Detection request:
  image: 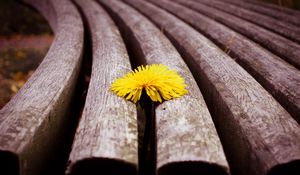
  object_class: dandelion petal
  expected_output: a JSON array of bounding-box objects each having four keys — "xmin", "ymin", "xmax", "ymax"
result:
[{"xmin": 110, "ymin": 64, "xmax": 188, "ymax": 103}]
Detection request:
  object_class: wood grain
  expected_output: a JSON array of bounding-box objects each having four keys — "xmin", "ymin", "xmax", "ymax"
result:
[
  {"xmin": 218, "ymin": 0, "xmax": 300, "ymax": 26},
  {"xmin": 151, "ymin": 0, "xmax": 300, "ymax": 127},
  {"xmin": 0, "ymin": 0, "xmax": 83, "ymax": 174},
  {"xmin": 66, "ymin": 0, "xmax": 138, "ymax": 174},
  {"xmin": 101, "ymin": 0, "xmax": 229, "ymax": 174},
  {"xmin": 125, "ymin": 0, "xmax": 300, "ymax": 174},
  {"xmin": 196, "ymin": 0, "xmax": 300, "ymax": 44},
  {"xmin": 175, "ymin": 0, "xmax": 300, "ymax": 69}
]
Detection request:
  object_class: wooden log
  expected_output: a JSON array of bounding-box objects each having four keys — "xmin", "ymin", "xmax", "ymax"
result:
[
  {"xmin": 66, "ymin": 0, "xmax": 138, "ymax": 174},
  {"xmin": 218, "ymin": 0, "xmax": 300, "ymax": 27},
  {"xmin": 195, "ymin": 0, "xmax": 300, "ymax": 44},
  {"xmin": 151, "ymin": 0, "xmax": 300, "ymax": 126},
  {"xmin": 0, "ymin": 0, "xmax": 84, "ymax": 174},
  {"xmin": 124, "ymin": 0, "xmax": 300, "ymax": 175},
  {"xmin": 174, "ymin": 0, "xmax": 300, "ymax": 69},
  {"xmin": 100, "ymin": 0, "xmax": 229, "ymax": 174}
]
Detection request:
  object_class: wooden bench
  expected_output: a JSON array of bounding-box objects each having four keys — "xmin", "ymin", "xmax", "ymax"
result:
[
  {"xmin": 0, "ymin": 0, "xmax": 84, "ymax": 174},
  {"xmin": 151, "ymin": 0, "xmax": 300, "ymax": 134},
  {"xmin": 66, "ymin": 0, "xmax": 229, "ymax": 174},
  {"xmin": 1, "ymin": 0, "xmax": 300, "ymax": 175},
  {"xmin": 175, "ymin": 0, "xmax": 300, "ymax": 69},
  {"xmin": 124, "ymin": 0, "xmax": 300, "ymax": 175}
]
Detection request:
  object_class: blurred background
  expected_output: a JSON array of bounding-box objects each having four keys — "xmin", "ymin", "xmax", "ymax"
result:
[
  {"xmin": 0, "ymin": 0, "xmax": 299, "ymax": 108},
  {"xmin": 0, "ymin": 0, "xmax": 53, "ymax": 108}
]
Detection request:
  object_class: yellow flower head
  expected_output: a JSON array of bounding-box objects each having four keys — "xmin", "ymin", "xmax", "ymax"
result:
[{"xmin": 111, "ymin": 64, "xmax": 188, "ymax": 103}]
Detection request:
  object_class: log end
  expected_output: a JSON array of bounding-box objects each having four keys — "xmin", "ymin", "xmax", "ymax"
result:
[
  {"xmin": 268, "ymin": 160, "xmax": 300, "ymax": 175},
  {"xmin": 0, "ymin": 151, "xmax": 19, "ymax": 175},
  {"xmin": 158, "ymin": 161, "xmax": 229, "ymax": 175},
  {"xmin": 67, "ymin": 158, "xmax": 137, "ymax": 175}
]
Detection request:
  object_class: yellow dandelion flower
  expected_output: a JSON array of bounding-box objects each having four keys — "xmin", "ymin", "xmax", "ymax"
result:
[{"xmin": 111, "ymin": 64, "xmax": 188, "ymax": 103}]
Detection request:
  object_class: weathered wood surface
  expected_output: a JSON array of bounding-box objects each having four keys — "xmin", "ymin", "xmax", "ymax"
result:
[
  {"xmin": 151, "ymin": 0, "xmax": 300, "ymax": 126},
  {"xmin": 196, "ymin": 0, "xmax": 300, "ymax": 44},
  {"xmin": 219, "ymin": 0, "xmax": 300, "ymax": 27},
  {"xmin": 67, "ymin": 0, "xmax": 138, "ymax": 174},
  {"xmin": 100, "ymin": 0, "xmax": 229, "ymax": 174},
  {"xmin": 125, "ymin": 0, "xmax": 300, "ymax": 175},
  {"xmin": 0, "ymin": 0, "xmax": 83, "ymax": 174},
  {"xmin": 174, "ymin": 0, "xmax": 300, "ymax": 69}
]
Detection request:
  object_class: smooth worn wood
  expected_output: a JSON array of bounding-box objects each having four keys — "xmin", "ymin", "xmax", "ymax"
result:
[
  {"xmin": 0, "ymin": 0, "xmax": 84, "ymax": 174},
  {"xmin": 67, "ymin": 0, "xmax": 137, "ymax": 174},
  {"xmin": 175, "ymin": 0, "xmax": 300, "ymax": 69},
  {"xmin": 101, "ymin": 0, "xmax": 229, "ymax": 174},
  {"xmin": 126, "ymin": 0, "xmax": 300, "ymax": 175},
  {"xmin": 151, "ymin": 0, "xmax": 300, "ymax": 125},
  {"xmin": 219, "ymin": 0, "xmax": 300, "ymax": 27},
  {"xmin": 197, "ymin": 0, "xmax": 300, "ymax": 44}
]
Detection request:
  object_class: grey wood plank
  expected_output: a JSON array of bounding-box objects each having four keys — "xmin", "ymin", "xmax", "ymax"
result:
[
  {"xmin": 175, "ymin": 0, "xmax": 300, "ymax": 69},
  {"xmin": 66, "ymin": 0, "xmax": 138, "ymax": 174},
  {"xmin": 196, "ymin": 0, "xmax": 300, "ymax": 44},
  {"xmin": 0, "ymin": 0, "xmax": 84, "ymax": 174},
  {"xmin": 151, "ymin": 0, "xmax": 300, "ymax": 126},
  {"xmin": 124, "ymin": 0, "xmax": 300, "ymax": 175},
  {"xmin": 100, "ymin": 0, "xmax": 229, "ymax": 174}
]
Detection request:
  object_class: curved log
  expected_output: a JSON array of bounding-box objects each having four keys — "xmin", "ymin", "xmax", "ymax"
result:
[{"xmin": 0, "ymin": 0, "xmax": 83, "ymax": 174}]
